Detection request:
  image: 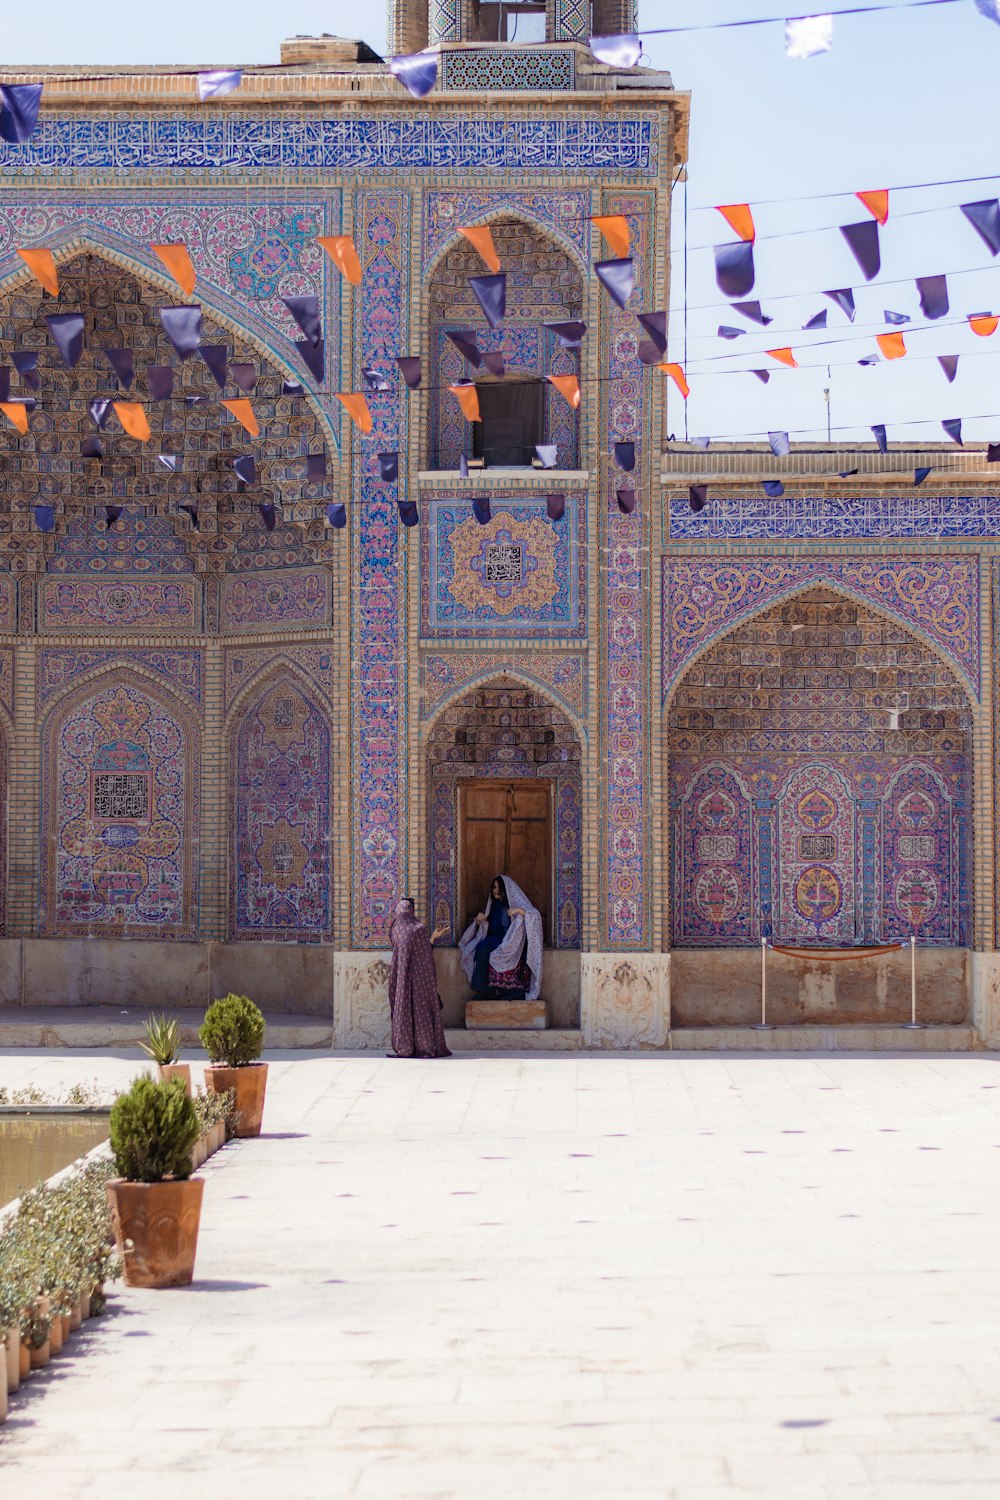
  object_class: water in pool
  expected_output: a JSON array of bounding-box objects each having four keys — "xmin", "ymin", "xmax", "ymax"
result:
[{"xmin": 0, "ymin": 1114, "xmax": 109, "ymax": 1208}]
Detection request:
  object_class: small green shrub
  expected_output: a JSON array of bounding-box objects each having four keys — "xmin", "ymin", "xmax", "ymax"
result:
[
  {"xmin": 199, "ymin": 993, "xmax": 265, "ymax": 1068},
  {"xmin": 109, "ymin": 1076, "xmax": 200, "ymax": 1183},
  {"xmin": 139, "ymin": 1013, "xmax": 181, "ymax": 1066}
]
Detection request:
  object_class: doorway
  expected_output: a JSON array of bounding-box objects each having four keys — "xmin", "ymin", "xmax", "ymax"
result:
[{"xmin": 458, "ymin": 779, "xmax": 552, "ymax": 942}]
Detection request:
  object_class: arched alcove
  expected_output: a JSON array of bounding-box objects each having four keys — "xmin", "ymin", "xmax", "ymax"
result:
[
  {"xmin": 668, "ymin": 586, "xmax": 973, "ymax": 952},
  {"xmin": 426, "ymin": 217, "xmax": 583, "ymax": 471},
  {"xmin": 227, "ymin": 671, "xmax": 334, "ymax": 942}
]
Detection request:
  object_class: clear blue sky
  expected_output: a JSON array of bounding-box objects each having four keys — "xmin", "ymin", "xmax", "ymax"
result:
[{"xmin": 4, "ymin": 0, "xmax": 1000, "ymax": 443}]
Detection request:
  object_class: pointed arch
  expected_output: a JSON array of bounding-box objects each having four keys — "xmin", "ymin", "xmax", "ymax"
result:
[
  {"xmin": 422, "ymin": 205, "xmax": 589, "ymax": 284},
  {"xmin": 0, "ymin": 234, "xmax": 338, "ymax": 453},
  {"xmin": 38, "ymin": 667, "xmax": 200, "ymax": 939},
  {"xmin": 424, "ymin": 664, "xmax": 587, "ymax": 747},
  {"xmin": 227, "ymin": 665, "xmax": 333, "ymax": 942}
]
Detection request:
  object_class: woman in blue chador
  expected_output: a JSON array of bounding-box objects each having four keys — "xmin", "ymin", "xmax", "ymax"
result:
[{"xmin": 459, "ymin": 874, "xmax": 544, "ymax": 1002}]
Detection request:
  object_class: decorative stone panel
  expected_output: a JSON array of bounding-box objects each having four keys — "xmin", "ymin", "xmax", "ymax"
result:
[
  {"xmin": 334, "ymin": 952, "xmax": 392, "ymax": 1049},
  {"xmin": 581, "ymin": 953, "xmax": 670, "ymax": 1048}
]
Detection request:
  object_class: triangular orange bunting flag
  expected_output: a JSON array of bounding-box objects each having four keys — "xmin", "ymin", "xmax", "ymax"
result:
[
  {"xmin": 458, "ymin": 224, "xmax": 500, "ymax": 274},
  {"xmin": 657, "ymin": 362, "xmax": 690, "ymax": 398},
  {"xmin": 766, "ymin": 347, "xmax": 798, "ymax": 368},
  {"xmin": 317, "ymin": 235, "xmax": 362, "ymax": 286},
  {"xmin": 335, "ymin": 392, "xmax": 373, "ymax": 433},
  {"xmin": 591, "ymin": 215, "xmax": 631, "ymax": 258},
  {"xmin": 715, "ymin": 204, "xmax": 756, "ymax": 242},
  {"xmin": 547, "ymin": 374, "xmax": 581, "ymax": 409},
  {"xmin": 221, "ymin": 398, "xmax": 260, "ymax": 438},
  {"xmin": 969, "ymin": 313, "xmax": 999, "ymax": 337},
  {"xmin": 17, "ymin": 248, "xmax": 58, "ymax": 296},
  {"xmin": 151, "ymin": 243, "xmax": 197, "ymax": 297},
  {"xmin": 449, "ymin": 383, "xmax": 481, "ymax": 422},
  {"xmin": 0, "ymin": 402, "xmax": 29, "ymax": 434},
  {"xmin": 876, "ymin": 331, "xmax": 907, "ymax": 360},
  {"xmin": 113, "ymin": 402, "xmax": 152, "ymax": 441},
  {"xmin": 856, "ymin": 189, "xmax": 889, "ymax": 225}
]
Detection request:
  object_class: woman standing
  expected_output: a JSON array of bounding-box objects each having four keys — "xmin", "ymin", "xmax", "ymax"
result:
[{"xmin": 387, "ymin": 898, "xmax": 451, "ymax": 1058}]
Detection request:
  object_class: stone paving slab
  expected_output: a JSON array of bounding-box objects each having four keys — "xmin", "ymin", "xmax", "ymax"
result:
[{"xmin": 2, "ymin": 1049, "xmax": 1000, "ymax": 1496}]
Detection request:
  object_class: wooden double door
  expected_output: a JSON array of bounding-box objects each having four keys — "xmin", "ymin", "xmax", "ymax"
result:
[{"xmin": 458, "ymin": 779, "xmax": 552, "ymax": 943}]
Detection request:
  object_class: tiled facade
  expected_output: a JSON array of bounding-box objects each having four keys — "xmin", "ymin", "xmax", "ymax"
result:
[{"xmin": 1, "ymin": 17, "xmax": 997, "ymax": 1044}]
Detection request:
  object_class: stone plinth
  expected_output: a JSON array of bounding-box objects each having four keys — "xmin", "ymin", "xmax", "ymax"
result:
[{"xmin": 465, "ymin": 1000, "xmax": 549, "ymax": 1030}]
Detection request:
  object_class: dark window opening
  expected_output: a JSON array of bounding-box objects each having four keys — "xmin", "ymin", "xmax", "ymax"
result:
[
  {"xmin": 473, "ymin": 378, "xmax": 544, "ymax": 468},
  {"xmin": 473, "ymin": 1, "xmax": 548, "ymax": 43}
]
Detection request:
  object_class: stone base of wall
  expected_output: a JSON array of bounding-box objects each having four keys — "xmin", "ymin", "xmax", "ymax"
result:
[
  {"xmin": 0, "ymin": 939, "xmax": 335, "ymax": 1016},
  {"xmin": 580, "ymin": 953, "xmax": 670, "ymax": 1049},
  {"xmin": 671, "ymin": 947, "xmax": 970, "ymax": 1028},
  {"xmin": 970, "ymin": 951, "xmax": 1000, "ymax": 1047}
]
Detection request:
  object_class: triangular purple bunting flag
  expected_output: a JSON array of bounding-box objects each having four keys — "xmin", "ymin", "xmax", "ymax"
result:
[
  {"xmin": 763, "ymin": 480, "xmax": 785, "ymax": 498},
  {"xmin": 398, "ymin": 500, "xmax": 420, "ymax": 527},
  {"xmin": 295, "ymin": 338, "xmax": 325, "ymax": 384},
  {"xmin": 545, "ymin": 320, "xmax": 587, "ymax": 350},
  {"xmin": 197, "ymin": 69, "xmax": 242, "ymax": 101},
  {"xmin": 469, "ymin": 273, "xmax": 506, "ymax": 331},
  {"xmin": 637, "ymin": 311, "xmax": 668, "ymax": 355},
  {"xmin": 396, "ymin": 356, "xmax": 422, "ymax": 389},
  {"xmin": 472, "ymin": 497, "xmax": 491, "ymax": 525},
  {"xmin": 362, "ymin": 366, "xmax": 391, "ymax": 393},
  {"xmin": 595, "ymin": 258, "xmax": 635, "ymax": 310},
  {"xmin": 884, "ymin": 309, "xmax": 910, "ymax": 325},
  {"xmin": 459, "ymin": 454, "xmax": 469, "ymax": 478},
  {"xmin": 159, "ymin": 305, "xmax": 203, "ymax": 360},
  {"xmin": 482, "ymin": 351, "xmax": 505, "ymax": 378},
  {"xmin": 81, "ymin": 435, "xmax": 103, "ymax": 460},
  {"xmin": 732, "ymin": 301, "xmax": 772, "ymax": 326},
  {"xmin": 988, "ymin": 443, "xmax": 1000, "ymax": 463},
  {"xmin": 447, "ymin": 330, "xmax": 482, "ymax": 368},
  {"xmin": 546, "ymin": 494, "xmax": 566, "ymax": 522},
  {"xmin": 824, "ymin": 288, "xmax": 856, "ymax": 321},
  {"xmin": 590, "ymin": 33, "xmax": 641, "ymax": 67},
  {"xmin": 282, "ymin": 295, "xmax": 321, "ymax": 346},
  {"xmin": 614, "ymin": 440, "xmax": 636, "ymax": 472},
  {"xmin": 157, "ymin": 453, "xmax": 180, "ymax": 472},
  {"xmin": 184, "ymin": 394, "xmax": 207, "ymax": 407},
  {"xmin": 535, "ymin": 444, "xmax": 558, "ymax": 469},
  {"xmin": 914, "ymin": 467, "xmax": 932, "ymax": 485},
  {"xmin": 691, "ymin": 436, "xmax": 712, "ymax": 450},
  {"xmin": 768, "ymin": 431, "xmax": 790, "ymax": 457},
  {"xmin": 326, "ymin": 502, "xmax": 347, "ymax": 529},
  {"xmin": 180, "ymin": 503, "xmax": 200, "ymax": 529},
  {"xmin": 917, "ymin": 275, "xmax": 949, "ymax": 320},
  {"xmin": 840, "ymin": 220, "xmax": 880, "ymax": 281},
  {"xmin": 102, "ymin": 347, "xmax": 134, "ymax": 389},
  {"xmin": 307, "ymin": 453, "xmax": 327, "ymax": 483},
  {"xmin": 0, "ymin": 368, "xmax": 9, "ymax": 404},
  {"xmin": 389, "ymin": 50, "xmax": 439, "ymax": 99},
  {"xmin": 89, "ymin": 398, "xmax": 113, "ymax": 430},
  {"xmin": 718, "ymin": 325, "xmax": 746, "ymax": 340},
  {"xmin": 201, "ymin": 345, "xmax": 228, "ymax": 389},
  {"xmin": 942, "ymin": 417, "xmax": 963, "ymax": 445},
  {"xmin": 104, "ymin": 505, "xmax": 123, "ymax": 529},
  {"xmin": 751, "ymin": 369, "xmax": 770, "ymax": 384},
  {"xmin": 688, "ymin": 486, "xmax": 707, "ymax": 514},
  {"xmin": 45, "ymin": 313, "xmax": 83, "ymax": 368},
  {"xmin": 638, "ymin": 340, "xmax": 662, "ymax": 366},
  {"xmin": 871, "ymin": 423, "xmax": 888, "ymax": 453},
  {"xmin": 802, "ymin": 310, "xmax": 827, "ymax": 329},
  {"xmin": 0, "ymin": 85, "xmax": 43, "ymax": 144},
  {"xmin": 258, "ymin": 502, "xmax": 276, "ymax": 532},
  {"xmin": 714, "ymin": 242, "xmax": 755, "ymax": 298},
  {"xmin": 12, "ymin": 351, "xmax": 39, "ymax": 390},
  {"xmin": 283, "ymin": 380, "xmax": 304, "ymax": 397},
  {"xmin": 378, "ymin": 452, "xmax": 399, "ymax": 483},
  {"xmin": 616, "ymin": 489, "xmax": 637, "ymax": 514},
  {"xmin": 33, "ymin": 503, "xmax": 55, "ymax": 532},
  {"xmin": 938, "ymin": 355, "xmax": 959, "ymax": 383},
  {"xmin": 233, "ymin": 456, "xmax": 256, "ymax": 485},
  {"xmin": 229, "ymin": 362, "xmax": 257, "ymax": 394},
  {"xmin": 146, "ymin": 366, "xmax": 174, "ymax": 401},
  {"xmin": 961, "ymin": 199, "xmax": 1000, "ymax": 256}
]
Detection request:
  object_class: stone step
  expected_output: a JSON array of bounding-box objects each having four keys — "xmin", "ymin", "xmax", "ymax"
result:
[
  {"xmin": 0, "ymin": 1006, "xmax": 331, "ymax": 1051},
  {"xmin": 445, "ymin": 1027, "xmax": 583, "ymax": 1052},
  {"xmin": 669, "ymin": 1024, "xmax": 977, "ymax": 1053}
]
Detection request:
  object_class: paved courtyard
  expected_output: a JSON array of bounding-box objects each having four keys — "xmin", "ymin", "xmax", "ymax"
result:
[{"xmin": 3, "ymin": 1048, "xmax": 1000, "ymax": 1497}]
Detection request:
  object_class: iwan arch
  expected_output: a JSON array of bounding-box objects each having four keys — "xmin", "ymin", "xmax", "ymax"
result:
[{"xmin": 0, "ymin": 15, "xmax": 999, "ymax": 1048}]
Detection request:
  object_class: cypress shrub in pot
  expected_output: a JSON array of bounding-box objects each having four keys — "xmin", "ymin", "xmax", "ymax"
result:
[
  {"xmin": 106, "ymin": 1076, "xmax": 203, "ymax": 1289},
  {"xmin": 200, "ymin": 994, "xmax": 268, "ymax": 1137}
]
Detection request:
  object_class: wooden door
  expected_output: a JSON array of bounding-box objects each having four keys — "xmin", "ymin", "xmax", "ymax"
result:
[{"xmin": 458, "ymin": 780, "xmax": 552, "ymax": 943}]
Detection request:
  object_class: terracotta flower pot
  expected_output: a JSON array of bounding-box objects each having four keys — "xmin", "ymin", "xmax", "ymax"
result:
[
  {"xmin": 17, "ymin": 1339, "xmax": 29, "ymax": 1380},
  {"xmin": 48, "ymin": 1312, "xmax": 63, "ymax": 1355},
  {"xmin": 4, "ymin": 1327, "xmax": 19, "ymax": 1395},
  {"xmin": 28, "ymin": 1296, "xmax": 50, "ymax": 1369},
  {"xmin": 158, "ymin": 1062, "xmax": 192, "ymax": 1096},
  {"xmin": 69, "ymin": 1301, "xmax": 82, "ymax": 1332},
  {"xmin": 106, "ymin": 1178, "xmax": 205, "ymax": 1289},
  {"xmin": 80, "ymin": 1293, "xmax": 91, "ymax": 1321},
  {"xmin": 0, "ymin": 1361, "xmax": 6, "ymax": 1424},
  {"xmin": 204, "ymin": 1063, "xmax": 268, "ymax": 1138}
]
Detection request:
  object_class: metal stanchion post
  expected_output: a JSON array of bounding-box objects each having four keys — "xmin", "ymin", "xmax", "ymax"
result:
[
  {"xmin": 903, "ymin": 932, "xmax": 924, "ymax": 1029},
  {"xmin": 753, "ymin": 936, "xmax": 774, "ymax": 1030}
]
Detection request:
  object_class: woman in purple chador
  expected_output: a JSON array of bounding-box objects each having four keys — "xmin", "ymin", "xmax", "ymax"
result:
[{"xmin": 387, "ymin": 899, "xmax": 451, "ymax": 1058}]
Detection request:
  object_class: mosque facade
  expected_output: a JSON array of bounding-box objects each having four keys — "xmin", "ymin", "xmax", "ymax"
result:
[{"xmin": 0, "ymin": 1, "xmax": 995, "ymax": 1047}]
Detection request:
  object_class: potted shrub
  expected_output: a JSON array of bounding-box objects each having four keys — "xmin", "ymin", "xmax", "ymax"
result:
[
  {"xmin": 200, "ymin": 994, "xmax": 268, "ymax": 1138},
  {"xmin": 105, "ymin": 1076, "xmax": 203, "ymax": 1289},
  {"xmin": 140, "ymin": 1013, "xmax": 191, "ymax": 1095}
]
